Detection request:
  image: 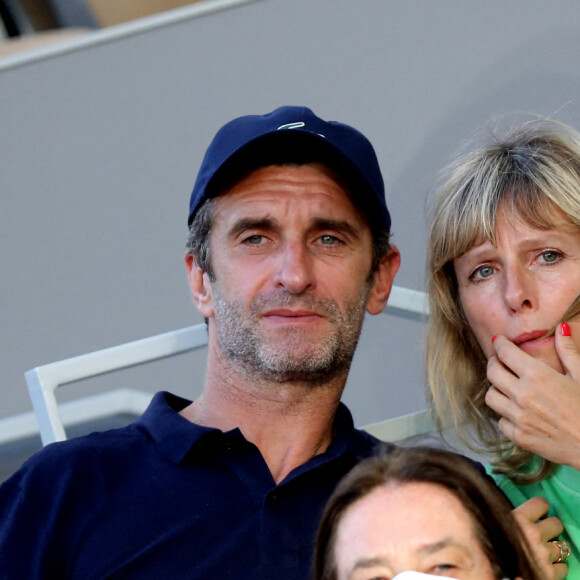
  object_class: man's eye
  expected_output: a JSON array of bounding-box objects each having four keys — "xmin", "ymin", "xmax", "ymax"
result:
[
  {"xmin": 319, "ymin": 234, "xmax": 340, "ymax": 245},
  {"xmin": 244, "ymin": 235, "xmax": 266, "ymax": 245}
]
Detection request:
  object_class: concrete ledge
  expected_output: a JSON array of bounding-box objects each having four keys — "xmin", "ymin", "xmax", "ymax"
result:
[{"xmin": 0, "ymin": 0, "xmax": 260, "ymax": 71}]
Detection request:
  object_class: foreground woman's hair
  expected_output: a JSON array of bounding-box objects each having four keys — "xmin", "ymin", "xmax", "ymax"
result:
[
  {"xmin": 426, "ymin": 119, "xmax": 580, "ymax": 483},
  {"xmin": 313, "ymin": 447, "xmax": 540, "ymax": 580}
]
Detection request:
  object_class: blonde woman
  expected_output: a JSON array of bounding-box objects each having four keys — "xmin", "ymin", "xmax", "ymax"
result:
[{"xmin": 427, "ymin": 119, "xmax": 580, "ymax": 579}]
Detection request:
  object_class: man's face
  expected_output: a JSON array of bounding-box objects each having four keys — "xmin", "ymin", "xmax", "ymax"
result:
[{"xmin": 188, "ymin": 163, "xmax": 399, "ymax": 384}]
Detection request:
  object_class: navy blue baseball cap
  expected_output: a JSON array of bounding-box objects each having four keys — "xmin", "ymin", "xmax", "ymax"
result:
[{"xmin": 188, "ymin": 106, "xmax": 390, "ymax": 231}]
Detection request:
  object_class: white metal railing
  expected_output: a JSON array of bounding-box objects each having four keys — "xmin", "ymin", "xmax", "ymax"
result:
[{"xmin": 23, "ymin": 285, "xmax": 430, "ymax": 446}]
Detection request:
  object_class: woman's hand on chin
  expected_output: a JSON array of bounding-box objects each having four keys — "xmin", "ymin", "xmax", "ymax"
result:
[{"xmin": 486, "ymin": 327, "xmax": 580, "ymax": 469}]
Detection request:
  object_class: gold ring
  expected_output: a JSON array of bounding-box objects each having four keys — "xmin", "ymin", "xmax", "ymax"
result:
[{"xmin": 551, "ymin": 540, "xmax": 572, "ymax": 564}]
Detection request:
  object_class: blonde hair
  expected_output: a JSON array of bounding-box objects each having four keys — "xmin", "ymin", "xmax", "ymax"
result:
[{"xmin": 426, "ymin": 118, "xmax": 580, "ymax": 484}]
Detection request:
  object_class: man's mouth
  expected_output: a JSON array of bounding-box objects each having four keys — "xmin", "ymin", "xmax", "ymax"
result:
[{"xmin": 262, "ymin": 308, "xmax": 324, "ymax": 323}]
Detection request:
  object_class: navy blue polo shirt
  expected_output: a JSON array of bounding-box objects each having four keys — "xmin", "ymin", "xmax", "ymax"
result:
[{"xmin": 0, "ymin": 391, "xmax": 388, "ymax": 579}]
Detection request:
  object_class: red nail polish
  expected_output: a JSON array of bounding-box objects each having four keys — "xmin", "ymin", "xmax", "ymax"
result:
[
  {"xmin": 561, "ymin": 322, "xmax": 572, "ymax": 337},
  {"xmin": 492, "ymin": 335, "xmax": 497, "ymax": 343}
]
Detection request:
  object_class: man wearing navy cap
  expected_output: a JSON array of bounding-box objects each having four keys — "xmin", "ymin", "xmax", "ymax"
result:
[{"xmin": 0, "ymin": 107, "xmax": 400, "ymax": 578}]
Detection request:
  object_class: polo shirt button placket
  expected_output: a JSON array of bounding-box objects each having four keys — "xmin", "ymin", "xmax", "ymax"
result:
[{"xmin": 262, "ymin": 489, "xmax": 299, "ymax": 567}]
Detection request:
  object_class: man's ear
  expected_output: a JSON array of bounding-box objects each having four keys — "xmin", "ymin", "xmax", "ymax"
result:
[
  {"xmin": 185, "ymin": 254, "xmax": 214, "ymax": 318},
  {"xmin": 366, "ymin": 245, "xmax": 401, "ymax": 315}
]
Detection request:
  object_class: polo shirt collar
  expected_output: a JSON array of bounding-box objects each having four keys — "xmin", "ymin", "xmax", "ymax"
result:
[
  {"xmin": 135, "ymin": 391, "xmax": 218, "ymax": 464},
  {"xmin": 135, "ymin": 391, "xmax": 383, "ymax": 467}
]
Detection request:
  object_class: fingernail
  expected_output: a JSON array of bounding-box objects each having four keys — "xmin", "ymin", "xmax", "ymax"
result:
[
  {"xmin": 492, "ymin": 335, "xmax": 497, "ymax": 343},
  {"xmin": 560, "ymin": 322, "xmax": 572, "ymax": 337}
]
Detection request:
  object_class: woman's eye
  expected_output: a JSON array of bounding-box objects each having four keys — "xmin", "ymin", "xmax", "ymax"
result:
[
  {"xmin": 429, "ymin": 563, "xmax": 457, "ymax": 575},
  {"xmin": 540, "ymin": 250, "xmax": 560, "ymax": 263},
  {"xmin": 471, "ymin": 265, "xmax": 494, "ymax": 280}
]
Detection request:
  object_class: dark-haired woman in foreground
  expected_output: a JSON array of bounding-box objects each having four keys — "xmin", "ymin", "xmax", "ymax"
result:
[{"xmin": 314, "ymin": 447, "xmax": 540, "ymax": 580}]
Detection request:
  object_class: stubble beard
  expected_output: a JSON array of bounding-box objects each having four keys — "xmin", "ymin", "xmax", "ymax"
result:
[{"xmin": 211, "ymin": 282, "xmax": 370, "ymax": 386}]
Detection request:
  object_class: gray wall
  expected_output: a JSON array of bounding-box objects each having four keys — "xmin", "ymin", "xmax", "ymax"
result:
[{"xmin": 2, "ymin": 0, "xmax": 580, "ymax": 430}]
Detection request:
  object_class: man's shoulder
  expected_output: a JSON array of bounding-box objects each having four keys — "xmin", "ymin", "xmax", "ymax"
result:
[
  {"xmin": 7, "ymin": 421, "xmax": 143, "ymax": 490},
  {"xmin": 350, "ymin": 426, "xmax": 393, "ymax": 455},
  {"xmin": 333, "ymin": 403, "xmax": 396, "ymax": 459},
  {"xmin": 4, "ymin": 390, "xmax": 196, "ymax": 492}
]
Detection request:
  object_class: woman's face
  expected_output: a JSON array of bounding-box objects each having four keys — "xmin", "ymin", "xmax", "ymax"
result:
[
  {"xmin": 333, "ymin": 481, "xmax": 496, "ymax": 580},
  {"xmin": 453, "ymin": 210, "xmax": 580, "ymax": 372}
]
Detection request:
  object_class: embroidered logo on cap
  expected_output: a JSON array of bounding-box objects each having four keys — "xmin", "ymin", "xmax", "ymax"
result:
[
  {"xmin": 277, "ymin": 121, "xmax": 325, "ymax": 139},
  {"xmin": 277, "ymin": 122, "xmax": 305, "ymax": 130}
]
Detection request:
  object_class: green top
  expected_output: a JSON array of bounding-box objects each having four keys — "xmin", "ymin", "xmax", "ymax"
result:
[{"xmin": 488, "ymin": 459, "xmax": 580, "ymax": 579}]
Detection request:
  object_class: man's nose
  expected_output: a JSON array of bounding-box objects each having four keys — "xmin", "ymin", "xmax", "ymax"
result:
[{"xmin": 273, "ymin": 241, "xmax": 314, "ymax": 294}]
